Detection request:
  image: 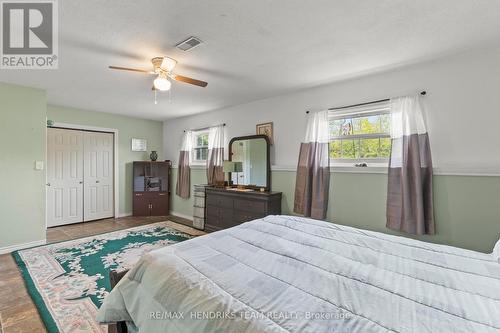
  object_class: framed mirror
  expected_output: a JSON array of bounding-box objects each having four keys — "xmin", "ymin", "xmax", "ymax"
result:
[{"xmin": 229, "ymin": 135, "xmax": 271, "ymax": 190}]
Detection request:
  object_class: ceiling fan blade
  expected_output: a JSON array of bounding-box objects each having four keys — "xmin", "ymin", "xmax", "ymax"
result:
[
  {"xmin": 173, "ymin": 74, "xmax": 208, "ymax": 87},
  {"xmin": 109, "ymin": 66, "xmax": 154, "ymax": 74}
]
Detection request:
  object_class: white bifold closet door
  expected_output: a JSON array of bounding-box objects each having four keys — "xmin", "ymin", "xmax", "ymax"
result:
[
  {"xmin": 46, "ymin": 128, "xmax": 114, "ymax": 227},
  {"xmin": 83, "ymin": 131, "xmax": 114, "ymax": 221},
  {"xmin": 47, "ymin": 128, "xmax": 84, "ymax": 227}
]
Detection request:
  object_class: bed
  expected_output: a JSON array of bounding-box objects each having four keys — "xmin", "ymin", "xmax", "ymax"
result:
[{"xmin": 97, "ymin": 215, "xmax": 500, "ymax": 332}]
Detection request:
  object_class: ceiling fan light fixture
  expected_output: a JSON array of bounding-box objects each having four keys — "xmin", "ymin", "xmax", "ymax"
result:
[
  {"xmin": 160, "ymin": 57, "xmax": 177, "ymax": 72},
  {"xmin": 153, "ymin": 75, "xmax": 171, "ymax": 91},
  {"xmin": 109, "ymin": 55, "xmax": 208, "ymax": 95}
]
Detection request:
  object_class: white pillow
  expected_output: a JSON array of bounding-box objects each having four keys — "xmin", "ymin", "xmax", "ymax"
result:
[{"xmin": 493, "ymin": 238, "xmax": 500, "ymax": 263}]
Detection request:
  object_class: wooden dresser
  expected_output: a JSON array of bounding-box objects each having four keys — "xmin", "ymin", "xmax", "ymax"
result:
[{"xmin": 205, "ymin": 187, "xmax": 282, "ymax": 232}]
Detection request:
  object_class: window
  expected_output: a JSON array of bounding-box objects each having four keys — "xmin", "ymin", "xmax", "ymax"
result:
[
  {"xmin": 329, "ymin": 101, "xmax": 391, "ymax": 164},
  {"xmin": 191, "ymin": 130, "xmax": 209, "ymax": 164}
]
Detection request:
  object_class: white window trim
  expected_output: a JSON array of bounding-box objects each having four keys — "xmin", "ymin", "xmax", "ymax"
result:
[
  {"xmin": 328, "ymin": 100, "xmax": 391, "ymax": 167},
  {"xmin": 191, "ymin": 130, "xmax": 209, "ymax": 166},
  {"xmin": 330, "ymin": 159, "xmax": 389, "ymax": 168},
  {"xmin": 270, "ymin": 164, "xmax": 388, "ymax": 174}
]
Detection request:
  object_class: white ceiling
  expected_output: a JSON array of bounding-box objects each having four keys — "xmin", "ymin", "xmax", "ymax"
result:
[{"xmin": 1, "ymin": 0, "xmax": 500, "ymax": 120}]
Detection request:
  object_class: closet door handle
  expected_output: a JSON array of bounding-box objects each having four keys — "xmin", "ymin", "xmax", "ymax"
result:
[
  {"xmin": 79, "ymin": 181, "xmax": 83, "ymax": 184},
  {"xmin": 96, "ymin": 180, "xmax": 100, "ymax": 183},
  {"xmin": 46, "ymin": 183, "xmax": 51, "ymax": 186}
]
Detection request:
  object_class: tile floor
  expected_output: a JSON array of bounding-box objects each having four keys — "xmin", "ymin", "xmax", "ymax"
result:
[{"xmin": 0, "ymin": 215, "xmax": 203, "ymax": 333}]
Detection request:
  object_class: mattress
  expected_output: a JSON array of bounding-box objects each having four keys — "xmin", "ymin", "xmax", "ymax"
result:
[{"xmin": 97, "ymin": 215, "xmax": 500, "ymax": 332}]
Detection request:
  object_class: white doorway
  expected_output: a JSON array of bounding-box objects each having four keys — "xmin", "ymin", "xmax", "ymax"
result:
[{"xmin": 46, "ymin": 127, "xmax": 115, "ymax": 227}]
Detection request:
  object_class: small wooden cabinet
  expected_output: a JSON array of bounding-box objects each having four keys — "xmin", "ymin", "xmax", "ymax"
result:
[
  {"xmin": 133, "ymin": 161, "xmax": 170, "ymax": 216},
  {"xmin": 205, "ymin": 187, "xmax": 282, "ymax": 232}
]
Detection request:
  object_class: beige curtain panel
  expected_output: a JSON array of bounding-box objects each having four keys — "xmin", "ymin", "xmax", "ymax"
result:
[
  {"xmin": 294, "ymin": 110, "xmax": 330, "ymax": 220},
  {"xmin": 386, "ymin": 95, "xmax": 435, "ymax": 235},
  {"xmin": 175, "ymin": 131, "xmax": 192, "ymax": 199},
  {"xmin": 206, "ymin": 125, "xmax": 225, "ymax": 185}
]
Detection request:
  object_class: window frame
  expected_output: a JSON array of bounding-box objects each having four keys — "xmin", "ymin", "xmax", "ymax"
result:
[
  {"xmin": 191, "ymin": 130, "xmax": 210, "ymax": 165},
  {"xmin": 328, "ymin": 101, "xmax": 391, "ymax": 166}
]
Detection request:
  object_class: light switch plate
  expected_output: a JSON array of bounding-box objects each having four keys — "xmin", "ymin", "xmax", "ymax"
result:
[{"xmin": 35, "ymin": 161, "xmax": 44, "ymax": 170}]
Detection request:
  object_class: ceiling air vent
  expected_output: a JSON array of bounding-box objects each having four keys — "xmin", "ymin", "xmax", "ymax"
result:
[{"xmin": 176, "ymin": 36, "xmax": 203, "ymax": 51}]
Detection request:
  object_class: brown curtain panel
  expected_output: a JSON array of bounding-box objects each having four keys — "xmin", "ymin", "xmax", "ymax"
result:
[
  {"xmin": 386, "ymin": 96, "xmax": 435, "ymax": 235},
  {"xmin": 293, "ymin": 110, "xmax": 330, "ymax": 220},
  {"xmin": 175, "ymin": 131, "xmax": 192, "ymax": 199},
  {"xmin": 176, "ymin": 151, "xmax": 191, "ymax": 199},
  {"xmin": 294, "ymin": 142, "xmax": 330, "ymax": 219},
  {"xmin": 207, "ymin": 148, "xmax": 224, "ymax": 185},
  {"xmin": 206, "ymin": 125, "xmax": 225, "ymax": 185}
]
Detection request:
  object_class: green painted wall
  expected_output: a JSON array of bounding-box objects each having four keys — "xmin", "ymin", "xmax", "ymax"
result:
[
  {"xmin": 0, "ymin": 83, "xmax": 47, "ymax": 248},
  {"xmin": 47, "ymin": 105, "xmax": 164, "ymax": 215},
  {"xmin": 170, "ymin": 168, "xmax": 207, "ymax": 217},
  {"xmin": 171, "ymin": 168, "xmax": 500, "ymax": 253}
]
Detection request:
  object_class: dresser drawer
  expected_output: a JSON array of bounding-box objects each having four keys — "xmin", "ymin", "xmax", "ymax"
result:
[
  {"xmin": 206, "ymin": 205, "xmax": 231, "ymax": 217},
  {"xmin": 205, "ymin": 216, "xmax": 223, "ymax": 232},
  {"xmin": 204, "ymin": 188, "xmax": 282, "ymax": 233},
  {"xmin": 193, "ymin": 206, "xmax": 205, "ymax": 219},
  {"xmin": 206, "ymin": 194, "xmax": 234, "ymax": 208},
  {"xmin": 206, "ymin": 205, "xmax": 218, "ymax": 218},
  {"xmin": 234, "ymin": 199, "xmax": 266, "ymax": 213},
  {"xmin": 193, "ymin": 216, "xmax": 205, "ymax": 230},
  {"xmin": 206, "ymin": 207, "xmax": 235, "ymax": 229},
  {"xmin": 194, "ymin": 195, "xmax": 206, "ymax": 208},
  {"xmin": 234, "ymin": 211, "xmax": 266, "ymax": 223}
]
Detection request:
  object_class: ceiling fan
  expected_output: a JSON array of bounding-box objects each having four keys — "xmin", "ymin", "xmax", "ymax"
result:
[{"xmin": 109, "ymin": 56, "xmax": 208, "ymax": 92}]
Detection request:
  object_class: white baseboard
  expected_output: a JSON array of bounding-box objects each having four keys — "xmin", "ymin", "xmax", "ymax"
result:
[
  {"xmin": 169, "ymin": 211, "xmax": 193, "ymax": 221},
  {"xmin": 0, "ymin": 239, "xmax": 47, "ymax": 254},
  {"xmin": 116, "ymin": 213, "xmax": 132, "ymax": 218}
]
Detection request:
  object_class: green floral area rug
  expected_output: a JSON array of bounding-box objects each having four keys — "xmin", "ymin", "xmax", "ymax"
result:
[{"xmin": 12, "ymin": 222, "xmax": 193, "ymax": 333}]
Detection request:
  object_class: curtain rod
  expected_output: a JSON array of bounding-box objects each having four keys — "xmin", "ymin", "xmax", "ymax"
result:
[
  {"xmin": 184, "ymin": 123, "xmax": 226, "ymax": 132},
  {"xmin": 305, "ymin": 91, "xmax": 427, "ymax": 114}
]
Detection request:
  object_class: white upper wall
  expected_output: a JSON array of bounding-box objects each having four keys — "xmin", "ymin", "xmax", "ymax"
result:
[{"xmin": 164, "ymin": 45, "xmax": 500, "ymax": 173}]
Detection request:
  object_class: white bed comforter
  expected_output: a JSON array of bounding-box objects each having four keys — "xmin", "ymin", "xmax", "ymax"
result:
[{"xmin": 97, "ymin": 215, "xmax": 500, "ymax": 332}]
